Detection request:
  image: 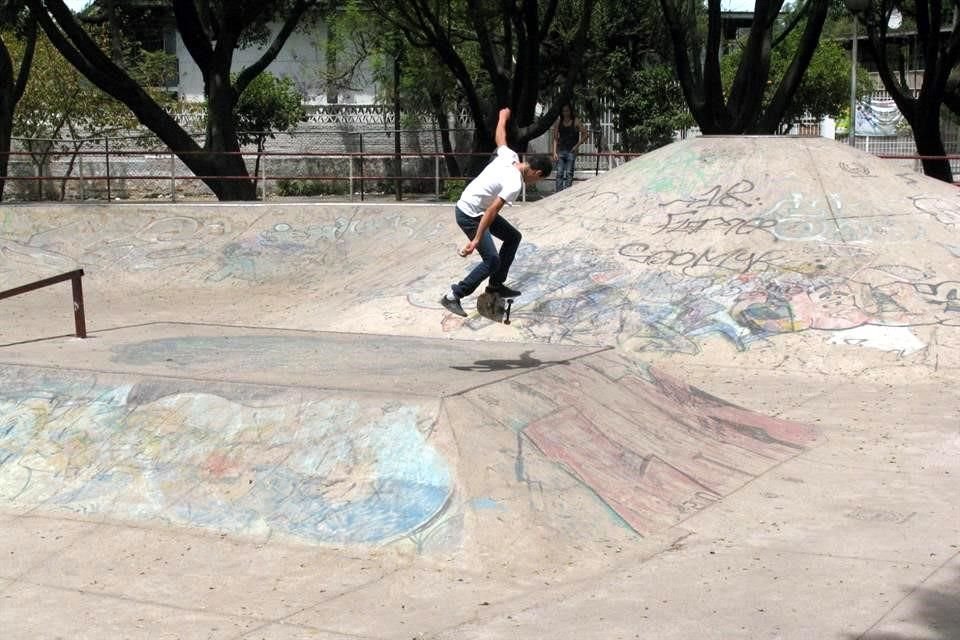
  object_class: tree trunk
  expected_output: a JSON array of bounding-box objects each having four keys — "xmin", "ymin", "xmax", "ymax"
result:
[
  {"xmin": 0, "ymin": 77, "xmax": 14, "ymax": 202},
  {"xmin": 0, "ymin": 109, "xmax": 12, "ymax": 202},
  {"xmin": 467, "ymin": 121, "xmax": 495, "ymax": 177},
  {"xmin": 861, "ymin": 1, "xmax": 960, "ymax": 184},
  {"xmin": 661, "ymin": 0, "xmax": 828, "ymax": 134},
  {"xmin": 914, "ymin": 106, "xmax": 953, "ymax": 182},
  {"xmin": 0, "ymin": 21, "xmax": 34, "ymax": 202},
  {"xmin": 430, "ymin": 96, "xmax": 459, "ymax": 179},
  {"xmin": 204, "ymin": 64, "xmax": 256, "ymax": 200}
]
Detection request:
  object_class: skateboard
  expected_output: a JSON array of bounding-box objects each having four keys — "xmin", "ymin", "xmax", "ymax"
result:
[{"xmin": 476, "ymin": 291, "xmax": 514, "ymax": 324}]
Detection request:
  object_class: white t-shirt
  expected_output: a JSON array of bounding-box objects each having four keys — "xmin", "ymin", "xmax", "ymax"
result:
[{"xmin": 456, "ymin": 146, "xmax": 522, "ymax": 217}]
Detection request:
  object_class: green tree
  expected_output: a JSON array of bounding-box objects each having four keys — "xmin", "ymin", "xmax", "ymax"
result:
[
  {"xmin": 659, "ymin": 0, "xmax": 831, "ymax": 133},
  {"xmin": 0, "ymin": 1, "xmax": 36, "ymax": 201},
  {"xmin": 551, "ymin": 0, "xmax": 676, "ymax": 153},
  {"xmin": 364, "ymin": 0, "xmax": 596, "ymax": 171},
  {"xmin": 12, "ymin": 26, "xmax": 178, "ymax": 199},
  {"xmin": 234, "ymin": 71, "xmax": 307, "ymax": 179},
  {"xmin": 601, "ymin": 63, "xmax": 692, "ymax": 153},
  {"xmin": 26, "ymin": 0, "xmax": 327, "ymax": 200},
  {"xmin": 720, "ymin": 26, "xmax": 872, "ymax": 133}
]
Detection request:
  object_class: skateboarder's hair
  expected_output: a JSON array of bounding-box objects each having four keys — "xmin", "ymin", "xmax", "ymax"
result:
[{"xmin": 529, "ymin": 155, "xmax": 553, "ymax": 178}]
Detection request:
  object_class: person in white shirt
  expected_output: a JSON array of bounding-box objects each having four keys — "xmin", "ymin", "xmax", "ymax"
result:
[{"xmin": 441, "ymin": 108, "xmax": 553, "ymax": 317}]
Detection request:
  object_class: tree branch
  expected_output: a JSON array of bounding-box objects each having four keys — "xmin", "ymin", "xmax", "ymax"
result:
[
  {"xmin": 772, "ymin": 0, "xmax": 809, "ymax": 48},
  {"xmin": 658, "ymin": 0, "xmax": 706, "ymax": 125},
  {"xmin": 702, "ymin": 0, "xmax": 723, "ymax": 119},
  {"xmin": 756, "ymin": 0, "xmax": 829, "ymax": 132},
  {"xmin": 863, "ymin": 4, "xmax": 914, "ymax": 115},
  {"xmin": 728, "ymin": 1, "xmax": 784, "ymax": 129},
  {"xmin": 13, "ymin": 16, "xmax": 37, "ymax": 103},
  {"xmin": 467, "ymin": 0, "xmax": 509, "ymax": 102},
  {"xmin": 516, "ymin": 0, "xmax": 595, "ymax": 142},
  {"xmin": 172, "ymin": 0, "xmax": 213, "ymax": 72},
  {"xmin": 236, "ymin": 0, "xmax": 315, "ymax": 96}
]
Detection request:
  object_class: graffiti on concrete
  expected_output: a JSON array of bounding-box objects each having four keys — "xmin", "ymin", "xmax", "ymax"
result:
[
  {"xmin": 437, "ymin": 161, "xmax": 960, "ymax": 363},
  {"xmin": 511, "ymin": 365, "xmax": 821, "ymax": 536},
  {"xmin": 0, "ymin": 365, "xmax": 451, "ymax": 545}
]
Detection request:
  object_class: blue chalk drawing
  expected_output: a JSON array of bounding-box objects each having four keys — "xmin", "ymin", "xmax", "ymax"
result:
[{"xmin": 0, "ymin": 366, "xmax": 452, "ymax": 545}]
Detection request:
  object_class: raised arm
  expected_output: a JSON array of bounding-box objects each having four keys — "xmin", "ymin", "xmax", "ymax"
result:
[{"xmin": 495, "ymin": 108, "xmax": 510, "ymax": 147}]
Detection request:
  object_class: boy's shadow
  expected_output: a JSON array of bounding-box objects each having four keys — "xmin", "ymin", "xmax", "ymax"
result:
[{"xmin": 450, "ymin": 349, "xmax": 569, "ymax": 373}]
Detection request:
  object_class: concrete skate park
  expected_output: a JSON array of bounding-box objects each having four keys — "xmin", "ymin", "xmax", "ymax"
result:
[{"xmin": 1, "ymin": 136, "xmax": 958, "ymax": 639}]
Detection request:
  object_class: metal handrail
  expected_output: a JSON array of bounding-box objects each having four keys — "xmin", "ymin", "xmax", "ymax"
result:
[{"xmin": 0, "ymin": 269, "xmax": 87, "ymax": 338}]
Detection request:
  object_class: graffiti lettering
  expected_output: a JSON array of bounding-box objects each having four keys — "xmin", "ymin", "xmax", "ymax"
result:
[
  {"xmin": 655, "ymin": 214, "xmax": 777, "ymax": 236},
  {"xmin": 619, "ymin": 243, "xmax": 788, "ymax": 274},
  {"xmin": 661, "ymin": 180, "xmax": 756, "ymax": 212},
  {"xmin": 839, "ymin": 161, "xmax": 874, "ymax": 178},
  {"xmin": 911, "ymin": 280, "xmax": 960, "ymax": 312}
]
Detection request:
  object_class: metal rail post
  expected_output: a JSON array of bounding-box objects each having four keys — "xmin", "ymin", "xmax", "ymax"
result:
[
  {"xmin": 170, "ymin": 151, "xmax": 177, "ymax": 202},
  {"xmin": 0, "ymin": 269, "xmax": 87, "ymax": 339},
  {"xmin": 105, "ymin": 137, "xmax": 112, "ymax": 201},
  {"xmin": 78, "ymin": 153, "xmax": 86, "ymax": 200},
  {"xmin": 71, "ymin": 272, "xmax": 87, "ymax": 338}
]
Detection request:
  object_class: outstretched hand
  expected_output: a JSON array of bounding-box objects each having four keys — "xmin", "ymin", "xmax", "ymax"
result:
[{"xmin": 459, "ymin": 239, "xmax": 478, "ymax": 257}]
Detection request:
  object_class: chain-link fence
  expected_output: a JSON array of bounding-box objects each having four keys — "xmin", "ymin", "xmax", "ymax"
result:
[{"xmin": 3, "ymin": 118, "xmax": 958, "ymax": 203}]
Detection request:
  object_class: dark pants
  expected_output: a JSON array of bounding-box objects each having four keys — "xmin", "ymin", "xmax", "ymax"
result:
[{"xmin": 451, "ymin": 207, "xmax": 522, "ymax": 298}]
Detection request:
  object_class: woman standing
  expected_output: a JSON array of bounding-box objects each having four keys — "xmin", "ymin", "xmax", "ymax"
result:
[{"xmin": 551, "ymin": 104, "xmax": 588, "ymax": 192}]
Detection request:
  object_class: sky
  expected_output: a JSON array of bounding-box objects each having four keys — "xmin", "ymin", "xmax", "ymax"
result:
[{"xmin": 65, "ymin": 0, "xmax": 90, "ymax": 10}]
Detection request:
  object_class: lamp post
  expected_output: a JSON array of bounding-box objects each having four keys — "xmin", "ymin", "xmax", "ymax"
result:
[{"xmin": 845, "ymin": 0, "xmax": 870, "ymax": 147}]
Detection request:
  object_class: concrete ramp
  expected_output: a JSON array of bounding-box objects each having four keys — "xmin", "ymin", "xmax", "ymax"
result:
[{"xmin": 0, "ymin": 324, "xmax": 818, "ymax": 555}]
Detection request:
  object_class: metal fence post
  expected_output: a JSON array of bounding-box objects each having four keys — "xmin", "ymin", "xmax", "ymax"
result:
[
  {"xmin": 105, "ymin": 137, "xmax": 112, "ymax": 202},
  {"xmin": 71, "ymin": 272, "xmax": 87, "ymax": 339},
  {"xmin": 259, "ymin": 152, "xmax": 267, "ymax": 200},
  {"xmin": 435, "ymin": 155, "xmax": 440, "ymax": 198},
  {"xmin": 170, "ymin": 151, "xmax": 177, "ymax": 202},
  {"xmin": 359, "ymin": 132, "xmax": 365, "ymax": 202},
  {"xmin": 349, "ymin": 155, "xmax": 354, "ymax": 202},
  {"xmin": 78, "ymin": 152, "xmax": 85, "ymax": 200}
]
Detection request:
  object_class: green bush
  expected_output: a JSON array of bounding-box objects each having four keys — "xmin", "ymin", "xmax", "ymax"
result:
[
  {"xmin": 441, "ymin": 179, "xmax": 466, "ymax": 202},
  {"xmin": 276, "ymin": 178, "xmax": 348, "ymax": 197}
]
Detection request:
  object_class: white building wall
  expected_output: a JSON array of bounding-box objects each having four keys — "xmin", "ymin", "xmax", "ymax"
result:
[{"xmin": 174, "ymin": 21, "xmax": 377, "ymax": 104}]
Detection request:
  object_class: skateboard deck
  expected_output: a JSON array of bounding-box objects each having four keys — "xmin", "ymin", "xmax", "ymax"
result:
[{"xmin": 476, "ymin": 291, "xmax": 514, "ymax": 324}]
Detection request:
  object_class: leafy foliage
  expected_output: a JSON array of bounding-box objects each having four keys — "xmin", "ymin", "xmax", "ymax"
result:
[
  {"xmin": 234, "ymin": 70, "xmax": 306, "ymax": 177},
  {"xmin": 234, "ymin": 72, "xmax": 306, "ymax": 146},
  {"xmin": 659, "ymin": 0, "xmax": 832, "ymax": 133},
  {"xmin": 720, "ymin": 27, "xmax": 872, "ymax": 131},
  {"xmin": 363, "ymin": 0, "xmax": 595, "ymax": 157},
  {"xmin": 597, "ymin": 60, "xmax": 692, "ymax": 152},
  {"xmin": 27, "ymin": 0, "xmax": 326, "ymax": 199},
  {"xmin": 4, "ymin": 22, "xmax": 179, "ymax": 199}
]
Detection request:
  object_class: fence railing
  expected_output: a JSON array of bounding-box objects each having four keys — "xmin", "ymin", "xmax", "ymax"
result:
[
  {"xmin": 0, "ymin": 149, "xmax": 640, "ymax": 202},
  {"xmin": 0, "ymin": 269, "xmax": 87, "ymax": 339}
]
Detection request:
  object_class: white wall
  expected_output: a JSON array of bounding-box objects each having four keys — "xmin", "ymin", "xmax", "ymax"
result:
[{"xmin": 174, "ymin": 21, "xmax": 376, "ymax": 104}]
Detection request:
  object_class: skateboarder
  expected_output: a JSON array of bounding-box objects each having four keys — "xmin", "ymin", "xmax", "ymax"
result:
[{"xmin": 440, "ymin": 108, "xmax": 552, "ymax": 317}]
